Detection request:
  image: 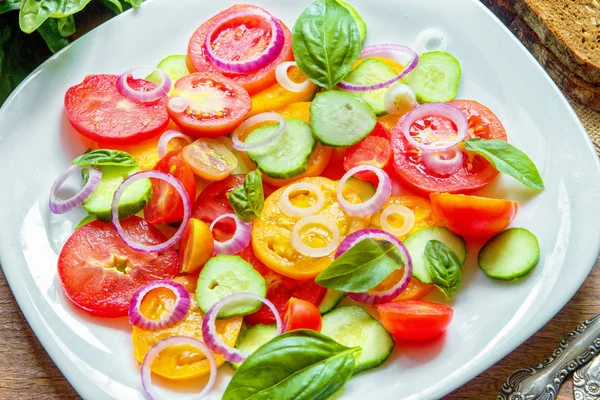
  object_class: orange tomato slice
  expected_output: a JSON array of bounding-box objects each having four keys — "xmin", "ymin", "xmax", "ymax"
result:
[
  {"xmin": 369, "ymin": 196, "xmax": 439, "ymax": 241},
  {"xmin": 181, "ymin": 138, "xmax": 238, "ymax": 181},
  {"xmin": 179, "ymin": 218, "xmax": 214, "ymax": 273}
]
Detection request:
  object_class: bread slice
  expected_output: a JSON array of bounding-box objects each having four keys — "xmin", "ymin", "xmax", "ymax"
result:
[
  {"xmin": 479, "ymin": 0, "xmax": 516, "ymax": 26},
  {"xmin": 513, "ymin": 0, "xmax": 600, "ymax": 84}
]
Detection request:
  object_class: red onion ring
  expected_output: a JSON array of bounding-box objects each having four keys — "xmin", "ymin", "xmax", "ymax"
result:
[
  {"xmin": 203, "ymin": 9, "xmax": 284, "ymax": 75},
  {"xmin": 422, "ymin": 145, "xmax": 464, "ymax": 175},
  {"xmin": 201, "ymin": 293, "xmax": 282, "ymax": 363},
  {"xmin": 157, "ymin": 130, "xmax": 193, "ymax": 159},
  {"xmin": 337, "ymin": 44, "xmax": 419, "ymax": 92},
  {"xmin": 337, "ymin": 165, "xmax": 391, "ymax": 217},
  {"xmin": 231, "ymin": 112, "xmax": 287, "ymax": 152},
  {"xmin": 209, "ymin": 214, "xmax": 251, "ymax": 255},
  {"xmin": 291, "ymin": 215, "xmax": 341, "ymax": 258},
  {"xmin": 167, "ymin": 96, "xmax": 189, "ymax": 113},
  {"xmin": 129, "ymin": 280, "xmax": 191, "ymax": 331},
  {"xmin": 49, "ymin": 165, "xmax": 102, "ymax": 214},
  {"xmin": 402, "ymin": 103, "xmax": 468, "ymax": 151},
  {"xmin": 335, "ymin": 229, "xmax": 413, "ymax": 305},
  {"xmin": 116, "ymin": 67, "xmax": 171, "ymax": 103},
  {"xmin": 112, "ymin": 171, "xmax": 190, "ymax": 252},
  {"xmin": 275, "ymin": 61, "xmax": 311, "ymax": 92},
  {"xmin": 141, "ymin": 335, "xmax": 216, "ymax": 400}
]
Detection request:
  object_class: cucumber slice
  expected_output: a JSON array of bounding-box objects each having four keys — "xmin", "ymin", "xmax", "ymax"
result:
[
  {"xmin": 403, "ymin": 51, "xmax": 462, "ymax": 103},
  {"xmin": 317, "ymin": 289, "xmax": 345, "ymax": 315},
  {"xmin": 404, "ymin": 226, "xmax": 467, "ymax": 284},
  {"xmin": 343, "ymin": 177, "xmax": 375, "ymax": 202},
  {"xmin": 336, "ymin": 0, "xmax": 367, "ymax": 41},
  {"xmin": 82, "ymin": 166, "xmax": 152, "ymax": 222},
  {"xmin": 74, "ymin": 215, "xmax": 97, "ymax": 231},
  {"xmin": 310, "ymin": 91, "xmax": 376, "ymax": 147},
  {"xmin": 231, "ymin": 324, "xmax": 278, "ymax": 369},
  {"xmin": 478, "ymin": 228, "xmax": 540, "ymax": 280},
  {"xmin": 246, "ymin": 118, "xmax": 315, "ymax": 179},
  {"xmin": 342, "ymin": 59, "xmax": 396, "ymax": 116},
  {"xmin": 196, "ymin": 255, "xmax": 267, "ymax": 317},
  {"xmin": 321, "ymin": 306, "xmax": 394, "ymax": 374},
  {"xmin": 146, "ymin": 54, "xmax": 190, "ymax": 87}
]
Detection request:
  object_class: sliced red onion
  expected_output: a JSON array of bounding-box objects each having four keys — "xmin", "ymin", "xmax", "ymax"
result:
[
  {"xmin": 202, "ymin": 293, "xmax": 282, "ymax": 363},
  {"xmin": 402, "ymin": 103, "xmax": 468, "ymax": 151},
  {"xmin": 49, "ymin": 165, "xmax": 102, "ymax": 214},
  {"xmin": 157, "ymin": 130, "xmax": 193, "ymax": 159},
  {"xmin": 204, "ymin": 9, "xmax": 284, "ymax": 74},
  {"xmin": 338, "ymin": 44, "xmax": 419, "ymax": 92},
  {"xmin": 112, "ymin": 171, "xmax": 190, "ymax": 252},
  {"xmin": 278, "ymin": 182, "xmax": 325, "ymax": 217},
  {"xmin": 209, "ymin": 214, "xmax": 251, "ymax": 255},
  {"xmin": 335, "ymin": 229, "xmax": 413, "ymax": 305},
  {"xmin": 129, "ymin": 280, "xmax": 191, "ymax": 331},
  {"xmin": 116, "ymin": 67, "xmax": 171, "ymax": 103},
  {"xmin": 337, "ymin": 165, "xmax": 391, "ymax": 217},
  {"xmin": 384, "ymin": 83, "xmax": 418, "ymax": 116},
  {"xmin": 291, "ymin": 215, "xmax": 341, "ymax": 258},
  {"xmin": 141, "ymin": 335, "xmax": 216, "ymax": 400},
  {"xmin": 380, "ymin": 204, "xmax": 415, "ymax": 237},
  {"xmin": 422, "ymin": 145, "xmax": 464, "ymax": 175},
  {"xmin": 167, "ymin": 96, "xmax": 189, "ymax": 113},
  {"xmin": 231, "ymin": 112, "xmax": 287, "ymax": 152},
  {"xmin": 275, "ymin": 61, "xmax": 311, "ymax": 92}
]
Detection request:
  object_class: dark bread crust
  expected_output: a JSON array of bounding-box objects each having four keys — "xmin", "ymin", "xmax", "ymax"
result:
[{"xmin": 479, "ymin": 0, "xmax": 517, "ymax": 26}]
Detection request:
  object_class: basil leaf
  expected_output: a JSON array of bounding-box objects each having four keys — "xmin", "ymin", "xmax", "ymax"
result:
[
  {"xmin": 123, "ymin": 0, "xmax": 142, "ymax": 7},
  {"xmin": 223, "ymin": 330, "xmax": 359, "ymax": 400},
  {"xmin": 57, "ymin": 14, "xmax": 74, "ymax": 37},
  {"xmin": 0, "ymin": 0, "xmax": 21, "ymax": 14},
  {"xmin": 228, "ymin": 170, "xmax": 264, "ymax": 222},
  {"xmin": 292, "ymin": 0, "xmax": 361, "ymax": 90},
  {"xmin": 424, "ymin": 240, "xmax": 461, "ymax": 300},
  {"xmin": 464, "ymin": 138, "xmax": 544, "ymax": 190},
  {"xmin": 19, "ymin": 0, "xmax": 90, "ymax": 33},
  {"xmin": 315, "ymin": 238, "xmax": 404, "ymax": 292},
  {"xmin": 100, "ymin": 0, "xmax": 123, "ymax": 13},
  {"xmin": 72, "ymin": 149, "xmax": 136, "ymax": 167},
  {"xmin": 37, "ymin": 17, "xmax": 69, "ymax": 52}
]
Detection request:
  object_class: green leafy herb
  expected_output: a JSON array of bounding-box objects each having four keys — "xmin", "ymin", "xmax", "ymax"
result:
[
  {"xmin": 223, "ymin": 330, "xmax": 359, "ymax": 400},
  {"xmin": 0, "ymin": 0, "xmax": 21, "ymax": 14},
  {"xmin": 100, "ymin": 0, "xmax": 123, "ymax": 13},
  {"xmin": 19, "ymin": 0, "xmax": 91, "ymax": 33},
  {"xmin": 292, "ymin": 0, "xmax": 361, "ymax": 90},
  {"xmin": 227, "ymin": 170, "xmax": 264, "ymax": 222},
  {"xmin": 72, "ymin": 149, "xmax": 136, "ymax": 167},
  {"xmin": 124, "ymin": 0, "xmax": 141, "ymax": 7},
  {"xmin": 464, "ymin": 138, "xmax": 544, "ymax": 190},
  {"xmin": 37, "ymin": 17, "xmax": 69, "ymax": 52},
  {"xmin": 424, "ymin": 240, "xmax": 462, "ymax": 300},
  {"xmin": 57, "ymin": 14, "xmax": 74, "ymax": 36},
  {"xmin": 315, "ymin": 238, "xmax": 404, "ymax": 292}
]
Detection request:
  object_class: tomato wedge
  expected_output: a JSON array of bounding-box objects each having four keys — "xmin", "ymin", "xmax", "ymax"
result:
[
  {"xmin": 167, "ymin": 72, "xmax": 251, "ymax": 137},
  {"xmin": 58, "ymin": 217, "xmax": 180, "ymax": 318},
  {"xmin": 181, "ymin": 138, "xmax": 238, "ymax": 180},
  {"xmin": 283, "ymin": 298, "xmax": 322, "ymax": 332},
  {"xmin": 377, "ymin": 300, "xmax": 454, "ymax": 341},
  {"xmin": 391, "ymin": 100, "xmax": 508, "ymax": 195},
  {"xmin": 64, "ymin": 74, "xmax": 170, "ymax": 144},
  {"xmin": 187, "ymin": 5, "xmax": 294, "ymax": 95}
]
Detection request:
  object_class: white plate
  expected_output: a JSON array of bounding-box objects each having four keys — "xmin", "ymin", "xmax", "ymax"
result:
[{"xmin": 1, "ymin": 0, "xmax": 599, "ymax": 399}]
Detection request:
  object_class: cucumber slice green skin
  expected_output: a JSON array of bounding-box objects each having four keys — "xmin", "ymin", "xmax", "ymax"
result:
[
  {"xmin": 231, "ymin": 324, "xmax": 278, "ymax": 370},
  {"xmin": 336, "ymin": 0, "xmax": 367, "ymax": 41},
  {"xmin": 146, "ymin": 54, "xmax": 190, "ymax": 87},
  {"xmin": 342, "ymin": 59, "xmax": 396, "ymax": 116},
  {"xmin": 246, "ymin": 118, "xmax": 315, "ymax": 179},
  {"xmin": 478, "ymin": 228, "xmax": 540, "ymax": 280},
  {"xmin": 317, "ymin": 289, "xmax": 345, "ymax": 314},
  {"xmin": 321, "ymin": 306, "xmax": 394, "ymax": 374},
  {"xmin": 310, "ymin": 91, "xmax": 377, "ymax": 147},
  {"xmin": 196, "ymin": 255, "xmax": 266, "ymax": 318},
  {"xmin": 404, "ymin": 226, "xmax": 467, "ymax": 284},
  {"xmin": 403, "ymin": 51, "xmax": 462, "ymax": 103}
]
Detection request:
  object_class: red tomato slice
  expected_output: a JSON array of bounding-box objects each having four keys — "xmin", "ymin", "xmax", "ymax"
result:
[
  {"xmin": 377, "ymin": 300, "xmax": 454, "ymax": 341},
  {"xmin": 343, "ymin": 136, "xmax": 392, "ymax": 184},
  {"xmin": 144, "ymin": 150, "xmax": 197, "ymax": 224},
  {"xmin": 64, "ymin": 74, "xmax": 169, "ymax": 144},
  {"xmin": 318, "ymin": 148, "xmax": 346, "ymax": 181},
  {"xmin": 283, "ymin": 298, "xmax": 322, "ymax": 332},
  {"xmin": 391, "ymin": 100, "xmax": 508, "ymax": 195},
  {"xmin": 168, "ymin": 72, "xmax": 251, "ymax": 137},
  {"xmin": 187, "ymin": 5, "xmax": 294, "ymax": 95},
  {"xmin": 58, "ymin": 217, "xmax": 180, "ymax": 318}
]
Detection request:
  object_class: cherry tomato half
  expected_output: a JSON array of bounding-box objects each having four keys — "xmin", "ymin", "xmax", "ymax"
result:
[
  {"xmin": 179, "ymin": 218, "xmax": 214, "ymax": 273},
  {"xmin": 377, "ymin": 300, "xmax": 454, "ymax": 341},
  {"xmin": 181, "ymin": 138, "xmax": 238, "ymax": 181},
  {"xmin": 283, "ymin": 298, "xmax": 322, "ymax": 332}
]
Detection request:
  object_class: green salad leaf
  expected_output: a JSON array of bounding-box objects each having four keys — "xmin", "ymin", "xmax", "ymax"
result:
[
  {"xmin": 228, "ymin": 170, "xmax": 264, "ymax": 222},
  {"xmin": 424, "ymin": 240, "xmax": 462, "ymax": 300},
  {"xmin": 0, "ymin": 0, "xmax": 21, "ymax": 14},
  {"xmin": 72, "ymin": 149, "xmax": 136, "ymax": 167},
  {"xmin": 37, "ymin": 17, "xmax": 69, "ymax": 52}
]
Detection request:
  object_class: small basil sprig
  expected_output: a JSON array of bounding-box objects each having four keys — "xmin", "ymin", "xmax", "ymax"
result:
[
  {"xmin": 223, "ymin": 330, "xmax": 359, "ymax": 400},
  {"xmin": 72, "ymin": 149, "xmax": 136, "ymax": 167},
  {"xmin": 227, "ymin": 170, "xmax": 264, "ymax": 222},
  {"xmin": 424, "ymin": 240, "xmax": 462, "ymax": 300},
  {"xmin": 464, "ymin": 139, "xmax": 544, "ymax": 190},
  {"xmin": 292, "ymin": 0, "xmax": 361, "ymax": 90},
  {"xmin": 315, "ymin": 238, "xmax": 404, "ymax": 292}
]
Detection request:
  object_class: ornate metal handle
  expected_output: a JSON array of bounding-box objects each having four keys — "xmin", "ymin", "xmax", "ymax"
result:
[
  {"xmin": 573, "ymin": 351, "xmax": 600, "ymax": 400},
  {"xmin": 498, "ymin": 313, "xmax": 600, "ymax": 400}
]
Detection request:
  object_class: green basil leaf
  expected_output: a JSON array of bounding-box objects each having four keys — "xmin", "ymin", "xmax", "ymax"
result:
[
  {"xmin": 223, "ymin": 330, "xmax": 359, "ymax": 400},
  {"xmin": 100, "ymin": 0, "xmax": 123, "ymax": 13},
  {"xmin": 228, "ymin": 170, "xmax": 264, "ymax": 222},
  {"xmin": 0, "ymin": 0, "xmax": 21, "ymax": 14},
  {"xmin": 123, "ymin": 0, "xmax": 142, "ymax": 7},
  {"xmin": 464, "ymin": 138, "xmax": 544, "ymax": 190},
  {"xmin": 424, "ymin": 240, "xmax": 462, "ymax": 300},
  {"xmin": 292, "ymin": 0, "xmax": 361, "ymax": 90},
  {"xmin": 228, "ymin": 187, "xmax": 253, "ymax": 222},
  {"xmin": 57, "ymin": 14, "xmax": 74, "ymax": 37},
  {"xmin": 72, "ymin": 149, "xmax": 136, "ymax": 167},
  {"xmin": 19, "ymin": 0, "xmax": 90, "ymax": 32},
  {"xmin": 315, "ymin": 238, "xmax": 404, "ymax": 292},
  {"xmin": 37, "ymin": 17, "xmax": 69, "ymax": 53}
]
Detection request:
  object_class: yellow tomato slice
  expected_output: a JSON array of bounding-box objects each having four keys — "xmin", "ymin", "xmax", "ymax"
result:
[
  {"xmin": 179, "ymin": 218, "xmax": 214, "ymax": 273},
  {"xmin": 181, "ymin": 138, "xmax": 238, "ymax": 181},
  {"xmin": 252, "ymin": 177, "xmax": 369, "ymax": 280},
  {"xmin": 369, "ymin": 196, "xmax": 439, "ymax": 241}
]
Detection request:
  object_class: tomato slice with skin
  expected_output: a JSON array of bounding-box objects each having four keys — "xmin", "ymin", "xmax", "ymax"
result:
[
  {"xmin": 144, "ymin": 150, "xmax": 197, "ymax": 224},
  {"xmin": 392, "ymin": 100, "xmax": 508, "ymax": 195},
  {"xmin": 343, "ymin": 135, "xmax": 392, "ymax": 185},
  {"xmin": 181, "ymin": 138, "xmax": 238, "ymax": 181},
  {"xmin": 393, "ymin": 278, "xmax": 435, "ymax": 301},
  {"xmin": 64, "ymin": 74, "xmax": 170, "ymax": 144},
  {"xmin": 187, "ymin": 5, "xmax": 294, "ymax": 95},
  {"xmin": 377, "ymin": 300, "xmax": 454, "ymax": 341},
  {"xmin": 283, "ymin": 298, "xmax": 322, "ymax": 332},
  {"xmin": 58, "ymin": 216, "xmax": 180, "ymax": 318},
  {"xmin": 179, "ymin": 218, "xmax": 214, "ymax": 273},
  {"xmin": 168, "ymin": 72, "xmax": 251, "ymax": 137}
]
